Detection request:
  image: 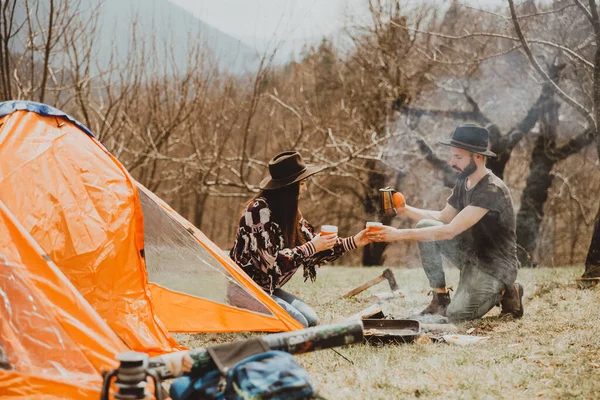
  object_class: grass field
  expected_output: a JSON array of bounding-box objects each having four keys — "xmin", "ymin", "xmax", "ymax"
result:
[{"xmin": 173, "ymin": 265, "xmax": 600, "ymax": 399}]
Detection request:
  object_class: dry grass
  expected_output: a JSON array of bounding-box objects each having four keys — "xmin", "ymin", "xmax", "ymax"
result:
[{"xmin": 174, "ymin": 265, "xmax": 600, "ymax": 399}]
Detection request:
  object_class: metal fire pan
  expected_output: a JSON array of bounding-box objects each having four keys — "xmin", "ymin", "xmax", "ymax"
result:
[{"xmin": 362, "ymin": 319, "xmax": 421, "ymax": 344}]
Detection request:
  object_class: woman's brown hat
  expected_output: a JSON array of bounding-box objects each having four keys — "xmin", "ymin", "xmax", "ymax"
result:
[{"xmin": 259, "ymin": 151, "xmax": 325, "ymax": 190}]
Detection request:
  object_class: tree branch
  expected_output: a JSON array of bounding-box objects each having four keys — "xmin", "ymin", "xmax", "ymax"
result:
[
  {"xmin": 268, "ymin": 94, "xmax": 304, "ymax": 147},
  {"xmin": 39, "ymin": 0, "xmax": 54, "ymax": 103},
  {"xmin": 586, "ymin": 0, "xmax": 600, "ymax": 35},
  {"xmin": 402, "ymin": 107, "xmax": 483, "ymax": 122},
  {"xmin": 415, "ymin": 43, "xmax": 524, "ymax": 66},
  {"xmin": 396, "ymin": 23, "xmax": 593, "ymax": 69},
  {"xmin": 507, "ymin": 0, "xmax": 596, "ymax": 130},
  {"xmin": 496, "ymin": 92, "xmax": 546, "ymax": 154},
  {"xmin": 574, "ymin": 0, "xmax": 594, "ymax": 25}
]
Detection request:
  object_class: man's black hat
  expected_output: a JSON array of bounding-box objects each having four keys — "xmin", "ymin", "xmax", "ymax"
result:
[{"xmin": 439, "ymin": 123, "xmax": 497, "ymax": 157}]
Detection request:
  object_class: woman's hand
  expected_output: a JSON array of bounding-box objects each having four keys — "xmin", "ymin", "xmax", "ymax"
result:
[
  {"xmin": 353, "ymin": 229, "xmax": 371, "ymax": 248},
  {"xmin": 311, "ymin": 233, "xmax": 338, "ymax": 252},
  {"xmin": 366, "ymin": 225, "xmax": 400, "ymax": 243}
]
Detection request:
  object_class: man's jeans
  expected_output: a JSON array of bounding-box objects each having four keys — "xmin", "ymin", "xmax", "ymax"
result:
[
  {"xmin": 271, "ymin": 288, "xmax": 318, "ymax": 328},
  {"xmin": 417, "ymin": 219, "xmax": 504, "ymax": 321}
]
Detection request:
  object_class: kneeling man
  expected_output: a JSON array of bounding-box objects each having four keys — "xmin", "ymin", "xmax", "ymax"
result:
[{"xmin": 368, "ymin": 124, "xmax": 523, "ymax": 321}]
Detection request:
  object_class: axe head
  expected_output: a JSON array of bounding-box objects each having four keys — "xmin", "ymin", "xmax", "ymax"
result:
[{"xmin": 382, "ymin": 268, "xmax": 399, "ymax": 291}]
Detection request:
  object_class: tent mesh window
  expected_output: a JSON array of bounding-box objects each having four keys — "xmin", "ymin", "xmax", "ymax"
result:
[{"xmin": 139, "ymin": 190, "xmax": 273, "ymax": 316}]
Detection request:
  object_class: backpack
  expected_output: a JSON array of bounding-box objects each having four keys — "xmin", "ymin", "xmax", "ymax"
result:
[{"xmin": 169, "ymin": 350, "xmax": 316, "ymax": 400}]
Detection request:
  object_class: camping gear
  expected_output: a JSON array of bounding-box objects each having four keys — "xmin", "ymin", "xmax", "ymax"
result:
[
  {"xmin": 140, "ymin": 187, "xmax": 302, "ymax": 334},
  {"xmin": 345, "ymin": 304, "xmax": 386, "ymax": 321},
  {"xmin": 0, "ymin": 198, "xmax": 127, "ymax": 399},
  {"xmin": 379, "ymin": 187, "xmax": 405, "ymax": 217},
  {"xmin": 362, "ymin": 319, "xmax": 421, "ymax": 344},
  {"xmin": 148, "ymin": 319, "xmax": 364, "ymax": 380},
  {"xmin": 169, "ymin": 351, "xmax": 314, "ymax": 400},
  {"xmin": 320, "ymin": 225, "xmax": 338, "ymax": 235},
  {"xmin": 0, "ymin": 101, "xmax": 303, "ymax": 351},
  {"xmin": 0, "ymin": 100, "xmax": 304, "ymax": 398},
  {"xmin": 366, "ymin": 221, "xmax": 383, "ymax": 231},
  {"xmin": 100, "ymin": 352, "xmax": 164, "ymax": 400},
  {"xmin": 346, "ymin": 302, "xmax": 388, "ymax": 321},
  {"xmin": 341, "ymin": 268, "xmax": 399, "ymax": 299},
  {"xmin": 379, "ymin": 187, "xmax": 398, "ymax": 217},
  {"xmin": 97, "ymin": 320, "xmax": 362, "ymax": 399}
]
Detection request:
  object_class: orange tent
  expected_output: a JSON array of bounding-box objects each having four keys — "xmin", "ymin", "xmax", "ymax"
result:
[
  {"xmin": 0, "ymin": 198, "xmax": 128, "ymax": 399},
  {"xmin": 0, "ymin": 101, "xmax": 301, "ymax": 356}
]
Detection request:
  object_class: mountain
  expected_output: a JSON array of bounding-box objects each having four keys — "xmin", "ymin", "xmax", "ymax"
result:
[
  {"xmin": 94, "ymin": 0, "xmax": 260, "ymax": 74},
  {"xmin": 9, "ymin": 0, "xmax": 260, "ymax": 76}
]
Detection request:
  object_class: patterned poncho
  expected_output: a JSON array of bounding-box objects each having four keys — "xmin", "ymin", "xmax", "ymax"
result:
[{"xmin": 231, "ymin": 198, "xmax": 356, "ymax": 294}]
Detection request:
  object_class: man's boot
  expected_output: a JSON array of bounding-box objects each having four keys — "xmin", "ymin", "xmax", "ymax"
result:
[
  {"xmin": 419, "ymin": 291, "xmax": 451, "ymax": 316},
  {"xmin": 500, "ymin": 282, "xmax": 524, "ymax": 318}
]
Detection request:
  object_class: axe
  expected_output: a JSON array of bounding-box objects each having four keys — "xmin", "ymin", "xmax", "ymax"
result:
[{"xmin": 341, "ymin": 268, "xmax": 399, "ymax": 299}]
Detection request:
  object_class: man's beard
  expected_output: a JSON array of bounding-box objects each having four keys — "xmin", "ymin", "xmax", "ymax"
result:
[{"xmin": 454, "ymin": 156, "xmax": 477, "ymax": 179}]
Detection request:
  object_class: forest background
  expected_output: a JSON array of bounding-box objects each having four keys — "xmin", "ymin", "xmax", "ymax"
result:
[{"xmin": 2, "ymin": 0, "xmax": 599, "ymax": 277}]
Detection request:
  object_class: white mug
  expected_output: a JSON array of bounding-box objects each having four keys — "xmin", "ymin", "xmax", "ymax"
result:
[{"xmin": 321, "ymin": 225, "xmax": 338, "ymax": 236}]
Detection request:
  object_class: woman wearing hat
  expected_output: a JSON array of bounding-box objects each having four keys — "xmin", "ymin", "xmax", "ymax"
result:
[
  {"xmin": 367, "ymin": 124, "xmax": 523, "ymax": 322},
  {"xmin": 231, "ymin": 151, "xmax": 370, "ymax": 327}
]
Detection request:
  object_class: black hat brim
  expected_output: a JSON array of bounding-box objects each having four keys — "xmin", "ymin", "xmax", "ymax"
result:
[
  {"xmin": 259, "ymin": 165, "xmax": 325, "ymax": 190},
  {"xmin": 439, "ymin": 140, "xmax": 497, "ymax": 158}
]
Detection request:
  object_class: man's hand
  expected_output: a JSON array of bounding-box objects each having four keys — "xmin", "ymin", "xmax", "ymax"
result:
[
  {"xmin": 182, "ymin": 352, "xmax": 194, "ymax": 373},
  {"xmin": 393, "ymin": 192, "xmax": 406, "ymax": 214},
  {"xmin": 353, "ymin": 228, "xmax": 371, "ymax": 248},
  {"xmin": 366, "ymin": 225, "xmax": 399, "ymax": 242}
]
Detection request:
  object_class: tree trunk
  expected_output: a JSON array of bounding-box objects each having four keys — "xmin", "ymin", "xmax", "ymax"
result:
[
  {"xmin": 582, "ymin": 203, "xmax": 600, "ymax": 278},
  {"xmin": 583, "ymin": 10, "xmax": 600, "ymax": 279},
  {"xmin": 486, "ymin": 124, "xmax": 513, "ymax": 179},
  {"xmin": 362, "ymin": 163, "xmax": 388, "ymax": 266},
  {"xmin": 515, "ymin": 136, "xmax": 556, "ymax": 267},
  {"xmin": 515, "ymin": 93, "xmax": 559, "ymax": 267},
  {"xmin": 193, "ymin": 192, "xmax": 209, "ymax": 229}
]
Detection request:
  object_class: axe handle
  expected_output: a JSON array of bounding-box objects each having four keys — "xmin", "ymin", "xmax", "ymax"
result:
[{"xmin": 342, "ymin": 275, "xmax": 386, "ymax": 298}]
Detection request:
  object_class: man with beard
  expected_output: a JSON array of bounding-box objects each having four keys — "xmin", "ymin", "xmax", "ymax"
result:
[{"xmin": 367, "ymin": 124, "xmax": 523, "ymax": 321}]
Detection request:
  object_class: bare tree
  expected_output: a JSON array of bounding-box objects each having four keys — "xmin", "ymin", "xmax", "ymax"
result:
[
  {"xmin": 288, "ymin": 1, "xmax": 439, "ymax": 265},
  {"xmin": 507, "ymin": 0, "xmax": 600, "ymax": 277},
  {"xmin": 389, "ymin": 1, "xmax": 596, "ymax": 268},
  {"xmin": 0, "ymin": 0, "xmax": 24, "ymax": 100},
  {"xmin": 4, "ymin": 0, "xmax": 597, "ymax": 270}
]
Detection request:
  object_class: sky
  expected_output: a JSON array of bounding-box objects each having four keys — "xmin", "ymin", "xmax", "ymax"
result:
[
  {"xmin": 169, "ymin": 0, "xmax": 364, "ymax": 47},
  {"xmin": 169, "ymin": 0, "xmax": 507, "ymax": 53}
]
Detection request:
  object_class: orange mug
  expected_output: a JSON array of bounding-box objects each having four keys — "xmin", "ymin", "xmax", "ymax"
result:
[
  {"xmin": 321, "ymin": 225, "xmax": 338, "ymax": 236},
  {"xmin": 366, "ymin": 222, "xmax": 383, "ymax": 232},
  {"xmin": 392, "ymin": 192, "xmax": 405, "ymax": 208}
]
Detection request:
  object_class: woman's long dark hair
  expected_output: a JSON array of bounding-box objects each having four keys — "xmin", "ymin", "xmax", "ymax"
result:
[{"xmin": 257, "ymin": 182, "xmax": 306, "ymax": 248}]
